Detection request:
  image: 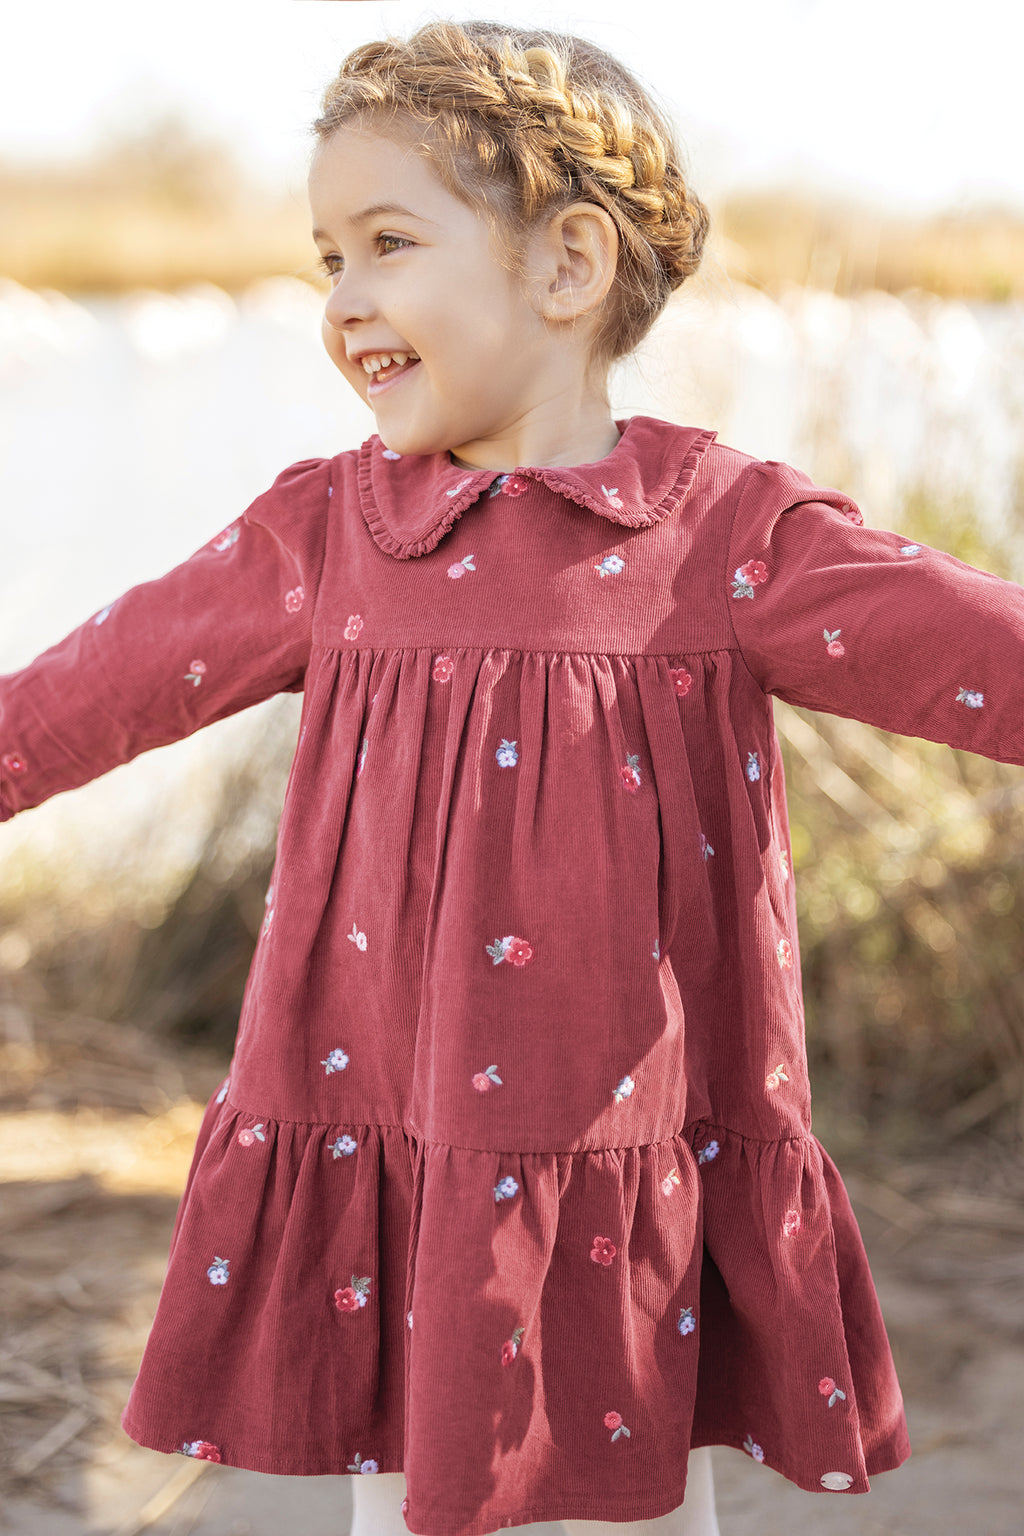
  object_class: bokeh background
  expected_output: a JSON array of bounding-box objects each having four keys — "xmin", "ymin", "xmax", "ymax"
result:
[{"xmin": 2, "ymin": 3, "xmax": 1024, "ymax": 1533}]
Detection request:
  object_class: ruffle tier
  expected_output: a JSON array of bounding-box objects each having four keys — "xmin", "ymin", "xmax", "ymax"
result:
[{"xmin": 122, "ymin": 1091, "xmax": 909, "ymax": 1536}]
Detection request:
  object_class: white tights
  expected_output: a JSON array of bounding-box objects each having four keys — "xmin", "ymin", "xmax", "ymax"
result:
[{"xmin": 349, "ymin": 1446, "xmax": 720, "ymax": 1536}]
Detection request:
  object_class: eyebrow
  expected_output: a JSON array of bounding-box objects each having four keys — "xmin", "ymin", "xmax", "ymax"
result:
[{"xmin": 312, "ymin": 202, "xmax": 436, "ymax": 241}]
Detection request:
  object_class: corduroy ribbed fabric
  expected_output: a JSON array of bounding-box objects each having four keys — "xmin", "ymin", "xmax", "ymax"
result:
[{"xmin": 6, "ymin": 414, "xmax": 1020, "ymax": 1532}]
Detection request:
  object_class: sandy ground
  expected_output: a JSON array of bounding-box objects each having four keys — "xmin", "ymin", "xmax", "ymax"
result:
[{"xmin": 2, "ymin": 1009, "xmax": 1022, "ymax": 1536}]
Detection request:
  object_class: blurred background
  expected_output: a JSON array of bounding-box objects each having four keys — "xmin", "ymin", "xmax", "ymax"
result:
[{"xmin": 2, "ymin": 3, "xmax": 1024, "ymax": 1533}]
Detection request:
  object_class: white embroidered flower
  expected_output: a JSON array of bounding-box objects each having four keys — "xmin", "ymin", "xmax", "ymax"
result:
[
  {"xmin": 322, "ymin": 1048, "xmax": 350, "ymax": 1075},
  {"xmin": 348, "ymin": 923, "xmax": 367, "ymax": 950},
  {"xmin": 697, "ymin": 1139, "xmax": 719, "ymax": 1164},
  {"xmin": 215, "ymin": 1079, "xmax": 230, "ymax": 1105},
  {"xmin": 957, "ymin": 687, "xmax": 984, "ymax": 709},
  {"xmin": 330, "ymin": 1134, "xmax": 358, "ymax": 1158},
  {"xmin": 206, "ymin": 1257, "xmax": 230, "ymax": 1286},
  {"xmin": 613, "ymin": 1074, "xmax": 635, "ymax": 1102},
  {"xmin": 899, "ymin": 544, "xmax": 921, "ymax": 556},
  {"xmin": 494, "ymin": 1176, "xmax": 520, "ymax": 1201},
  {"xmin": 495, "ymin": 738, "xmax": 519, "ymax": 767},
  {"xmin": 594, "ymin": 553, "xmax": 625, "ymax": 578}
]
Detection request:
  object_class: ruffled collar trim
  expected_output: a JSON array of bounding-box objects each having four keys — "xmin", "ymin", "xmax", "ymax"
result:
[{"xmin": 356, "ymin": 415, "xmax": 717, "ymax": 558}]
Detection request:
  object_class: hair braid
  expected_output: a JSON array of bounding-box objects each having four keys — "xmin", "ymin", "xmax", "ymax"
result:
[{"xmin": 313, "ymin": 19, "xmax": 708, "ymax": 368}]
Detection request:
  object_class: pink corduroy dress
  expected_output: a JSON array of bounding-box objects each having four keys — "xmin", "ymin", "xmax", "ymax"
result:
[{"xmin": 6, "ymin": 415, "xmax": 1022, "ymax": 1533}]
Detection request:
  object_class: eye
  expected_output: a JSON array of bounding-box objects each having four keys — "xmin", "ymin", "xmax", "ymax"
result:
[{"xmin": 316, "ymin": 234, "xmax": 412, "ymax": 277}]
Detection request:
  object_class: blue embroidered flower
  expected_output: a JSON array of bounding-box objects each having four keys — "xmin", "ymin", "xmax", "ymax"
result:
[
  {"xmin": 697, "ymin": 1140, "xmax": 719, "ymax": 1164},
  {"xmin": 496, "ymin": 739, "xmax": 519, "ymax": 767},
  {"xmin": 957, "ymin": 687, "xmax": 984, "ymax": 709},
  {"xmin": 613, "ymin": 1074, "xmax": 635, "ymax": 1103},
  {"xmin": 330, "ymin": 1135, "xmax": 358, "ymax": 1158},
  {"xmin": 206, "ymin": 1257, "xmax": 230, "ymax": 1286},
  {"xmin": 677, "ymin": 1306, "xmax": 696, "ymax": 1336},
  {"xmin": 322, "ymin": 1048, "xmax": 350, "ymax": 1075},
  {"xmin": 746, "ymin": 751, "xmax": 760, "ymax": 782},
  {"xmin": 595, "ymin": 554, "xmax": 625, "ymax": 578},
  {"xmin": 494, "ymin": 1176, "xmax": 519, "ymax": 1202}
]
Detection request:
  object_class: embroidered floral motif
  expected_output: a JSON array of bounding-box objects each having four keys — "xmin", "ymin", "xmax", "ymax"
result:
[
  {"xmin": 839, "ymin": 501, "xmax": 863, "ymax": 526},
  {"xmin": 448, "ymin": 554, "xmax": 476, "ymax": 578},
  {"xmin": 496, "ymin": 739, "xmax": 519, "ymax": 767},
  {"xmin": 382, "ymin": 448, "xmax": 401, "ymax": 460},
  {"xmin": 824, "ymin": 628, "xmax": 845, "ymax": 657},
  {"xmin": 322, "ymin": 1048, "xmax": 349, "ymax": 1075},
  {"xmin": 446, "ymin": 477, "xmax": 473, "ymax": 499},
  {"xmin": 356, "ymin": 737, "xmax": 368, "ymax": 778},
  {"xmin": 285, "ymin": 586, "xmax": 305, "ymax": 614},
  {"xmin": 472, "ymin": 1065, "xmax": 503, "ymax": 1091},
  {"xmin": 783, "ymin": 1208, "xmax": 802, "ymax": 1237},
  {"xmin": 653, "ymin": 938, "xmax": 661, "ymax": 961},
  {"xmin": 215, "ymin": 1079, "xmax": 230, "ymax": 1105},
  {"xmin": 818, "ymin": 1376, "xmax": 847, "ymax": 1408},
  {"xmin": 334, "ymin": 1276, "xmax": 371, "ymax": 1311},
  {"xmin": 348, "ymin": 923, "xmax": 367, "ymax": 951},
  {"xmin": 620, "ymin": 753, "xmax": 641, "ymax": 792},
  {"xmin": 604, "ymin": 1411, "xmax": 630, "ymax": 1441},
  {"xmin": 700, "ymin": 832, "xmax": 714, "ymax": 861},
  {"xmin": 677, "ymin": 1306, "xmax": 696, "ymax": 1335},
  {"xmin": 407, "ymin": 1312, "xmax": 413, "ymax": 1330},
  {"xmin": 731, "ymin": 560, "xmax": 768, "ymax": 599},
  {"xmin": 779, "ymin": 848, "xmax": 790, "ymax": 880},
  {"xmin": 179, "ymin": 1440, "xmax": 221, "ymax": 1461},
  {"xmin": 486, "ymin": 935, "xmax": 533, "ymax": 966},
  {"xmin": 330, "ymin": 1134, "xmax": 358, "ymax": 1158},
  {"xmin": 494, "ymin": 1176, "xmax": 519, "ymax": 1201},
  {"xmin": 697, "ymin": 1139, "xmax": 719, "ymax": 1164},
  {"xmin": 661, "ymin": 1167, "xmax": 682, "ymax": 1195},
  {"xmin": 206, "ymin": 1257, "xmax": 230, "ymax": 1286},
  {"xmin": 184, "ymin": 659, "xmax": 207, "ymax": 687},
  {"xmin": 957, "ymin": 687, "xmax": 984, "ymax": 709},
  {"xmin": 94, "ymin": 605, "xmax": 113, "ymax": 625},
  {"xmin": 613, "ymin": 1074, "xmax": 635, "ymax": 1103},
  {"xmin": 432, "ymin": 655, "xmax": 454, "ymax": 682},
  {"xmin": 237, "ymin": 1123, "xmax": 266, "ymax": 1146},
  {"xmin": 347, "ymin": 1454, "xmax": 379, "ymax": 1473},
  {"xmin": 595, "ymin": 554, "xmax": 625, "ymax": 578},
  {"xmin": 344, "ymin": 614, "xmax": 364, "ymax": 642},
  {"xmin": 746, "ymin": 751, "xmax": 760, "ymax": 782},
  {"xmin": 743, "ymin": 1434, "xmax": 765, "ymax": 1463},
  {"xmin": 765, "ymin": 1064, "xmax": 790, "ymax": 1090},
  {"xmin": 601, "ymin": 484, "xmax": 625, "ymax": 509},
  {"xmin": 1, "ymin": 752, "xmax": 27, "ymax": 775},
  {"xmin": 900, "ymin": 543, "xmax": 921, "ymax": 556},
  {"xmin": 501, "ymin": 1325, "xmax": 525, "ymax": 1364},
  {"xmin": 590, "ymin": 1236, "xmax": 617, "ymax": 1266},
  {"xmin": 669, "ymin": 666, "xmax": 692, "ymax": 697},
  {"xmin": 489, "ymin": 473, "xmax": 529, "ymax": 497},
  {"xmin": 820, "ymin": 1471, "xmax": 854, "ymax": 1491},
  {"xmin": 777, "ymin": 938, "xmax": 794, "ymax": 969},
  {"xmin": 262, "ymin": 888, "xmax": 274, "ymax": 937},
  {"xmin": 211, "ymin": 522, "xmax": 241, "ymax": 552}
]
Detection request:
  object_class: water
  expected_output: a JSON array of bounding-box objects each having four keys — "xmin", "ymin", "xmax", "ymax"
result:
[{"xmin": 2, "ymin": 275, "xmax": 1023, "ymax": 880}]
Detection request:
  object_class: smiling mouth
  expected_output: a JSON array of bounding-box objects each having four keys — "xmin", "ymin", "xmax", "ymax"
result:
[{"xmin": 366, "ymin": 357, "xmax": 421, "ymax": 394}]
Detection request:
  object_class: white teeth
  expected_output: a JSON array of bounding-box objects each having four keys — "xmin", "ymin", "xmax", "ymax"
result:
[{"xmin": 361, "ymin": 351, "xmax": 420, "ymax": 375}]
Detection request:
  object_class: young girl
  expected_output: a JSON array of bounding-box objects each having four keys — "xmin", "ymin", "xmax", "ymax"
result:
[{"xmin": 3, "ymin": 15, "xmax": 1020, "ymax": 1536}]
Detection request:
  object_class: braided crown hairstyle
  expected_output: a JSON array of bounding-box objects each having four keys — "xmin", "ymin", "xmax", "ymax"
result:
[{"xmin": 312, "ymin": 18, "xmax": 709, "ymax": 372}]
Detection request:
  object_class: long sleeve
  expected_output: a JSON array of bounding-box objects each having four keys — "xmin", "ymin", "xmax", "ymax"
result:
[
  {"xmin": 0, "ymin": 456, "xmax": 333, "ymax": 820},
  {"xmin": 726, "ymin": 459, "xmax": 1024, "ymax": 765}
]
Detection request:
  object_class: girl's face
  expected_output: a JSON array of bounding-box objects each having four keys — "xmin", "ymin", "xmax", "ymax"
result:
[{"xmin": 309, "ymin": 124, "xmax": 592, "ymax": 467}]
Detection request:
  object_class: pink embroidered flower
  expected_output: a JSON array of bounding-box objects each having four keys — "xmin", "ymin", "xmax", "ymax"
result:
[
  {"xmin": 661, "ymin": 1167, "xmax": 682, "ymax": 1196},
  {"xmin": 237, "ymin": 1123, "xmax": 265, "ymax": 1147},
  {"xmin": 620, "ymin": 754, "xmax": 641, "ymax": 792},
  {"xmin": 783, "ymin": 1209, "xmax": 802, "ymax": 1237},
  {"xmin": 344, "ymin": 614, "xmax": 364, "ymax": 641},
  {"xmin": 779, "ymin": 848, "xmax": 790, "ymax": 880},
  {"xmin": 185, "ymin": 660, "xmax": 206, "ymax": 687},
  {"xmin": 765, "ymin": 1064, "xmax": 790, "ymax": 1090},
  {"xmin": 285, "ymin": 586, "xmax": 304, "ymax": 614},
  {"xmin": 603, "ymin": 1411, "xmax": 623, "ymax": 1430},
  {"xmin": 669, "ymin": 667, "xmax": 693, "ymax": 697},
  {"xmin": 743, "ymin": 1434, "xmax": 764, "ymax": 1463},
  {"xmin": 501, "ymin": 1326, "xmax": 524, "ymax": 1365},
  {"xmin": 181, "ymin": 1440, "xmax": 221, "ymax": 1462},
  {"xmin": 473, "ymin": 1065, "xmax": 503, "ymax": 1090},
  {"xmin": 210, "ymin": 522, "xmax": 240, "ymax": 552},
  {"xmin": 447, "ymin": 555, "xmax": 476, "ymax": 578},
  {"xmin": 334, "ymin": 1276, "xmax": 371, "ymax": 1311},
  {"xmin": 432, "ymin": 655, "xmax": 454, "ymax": 682},
  {"xmin": 1, "ymin": 752, "xmax": 27, "ymax": 775},
  {"xmin": 824, "ymin": 628, "xmax": 845, "ymax": 657},
  {"xmin": 237, "ymin": 1129, "xmax": 255, "ymax": 1147},
  {"xmin": 590, "ymin": 1236, "xmax": 617, "ymax": 1266},
  {"xmin": 777, "ymin": 938, "xmax": 793, "ymax": 969},
  {"xmin": 732, "ymin": 560, "xmax": 768, "ymax": 598},
  {"xmin": 839, "ymin": 501, "xmax": 863, "ymax": 526},
  {"xmin": 601, "ymin": 484, "xmax": 624, "ymax": 510},
  {"xmin": 501, "ymin": 475, "xmax": 530, "ymax": 497},
  {"xmin": 818, "ymin": 1377, "xmax": 836, "ymax": 1396},
  {"xmin": 485, "ymin": 935, "xmax": 533, "ymax": 966},
  {"xmin": 401, "ymin": 1498, "xmax": 409, "ymax": 1516}
]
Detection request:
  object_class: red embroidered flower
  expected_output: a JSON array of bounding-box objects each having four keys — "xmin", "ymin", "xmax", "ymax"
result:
[
  {"xmin": 669, "ymin": 667, "xmax": 692, "ymax": 697},
  {"xmin": 344, "ymin": 614, "xmax": 364, "ymax": 641},
  {"xmin": 603, "ymin": 1411, "xmax": 623, "ymax": 1430},
  {"xmin": 285, "ymin": 586, "xmax": 305, "ymax": 614},
  {"xmin": 738, "ymin": 560, "xmax": 768, "ymax": 586},
  {"xmin": 783, "ymin": 1209, "xmax": 802, "ymax": 1237},
  {"xmin": 590, "ymin": 1236, "xmax": 617, "ymax": 1266},
  {"xmin": 818, "ymin": 1377, "xmax": 836, "ymax": 1396},
  {"xmin": 237, "ymin": 1129, "xmax": 255, "ymax": 1147},
  {"xmin": 472, "ymin": 1072, "xmax": 492, "ymax": 1092},
  {"xmin": 1, "ymin": 752, "xmax": 27, "ymax": 775},
  {"xmin": 334, "ymin": 1287, "xmax": 360, "ymax": 1311},
  {"xmin": 192, "ymin": 1441, "xmax": 221, "ymax": 1462},
  {"xmin": 620, "ymin": 764, "xmax": 640, "ymax": 793},
  {"xmin": 506, "ymin": 938, "xmax": 533, "ymax": 966},
  {"xmin": 501, "ymin": 475, "xmax": 530, "ymax": 497},
  {"xmin": 501, "ymin": 1340, "xmax": 517, "ymax": 1365},
  {"xmin": 839, "ymin": 502, "xmax": 863, "ymax": 526},
  {"xmin": 777, "ymin": 938, "xmax": 793, "ymax": 969},
  {"xmin": 432, "ymin": 655, "xmax": 454, "ymax": 682}
]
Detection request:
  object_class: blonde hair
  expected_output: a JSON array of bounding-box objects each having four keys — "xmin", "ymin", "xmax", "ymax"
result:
[{"xmin": 312, "ymin": 17, "xmax": 709, "ymax": 372}]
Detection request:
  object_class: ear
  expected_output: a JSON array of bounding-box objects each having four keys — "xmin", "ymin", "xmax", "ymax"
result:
[{"xmin": 529, "ymin": 202, "xmax": 619, "ymax": 322}]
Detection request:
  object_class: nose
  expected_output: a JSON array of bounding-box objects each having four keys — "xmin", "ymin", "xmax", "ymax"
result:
[{"xmin": 323, "ymin": 271, "xmax": 374, "ymax": 333}]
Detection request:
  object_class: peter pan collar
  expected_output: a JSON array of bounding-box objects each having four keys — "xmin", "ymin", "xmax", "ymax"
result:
[{"xmin": 355, "ymin": 414, "xmax": 717, "ymax": 559}]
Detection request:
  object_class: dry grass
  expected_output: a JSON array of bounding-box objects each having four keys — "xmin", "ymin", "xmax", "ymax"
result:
[{"xmin": 2, "ymin": 118, "xmax": 1023, "ymax": 298}]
